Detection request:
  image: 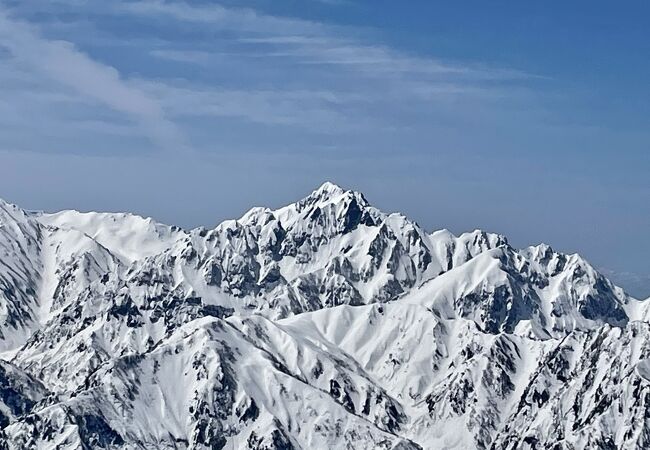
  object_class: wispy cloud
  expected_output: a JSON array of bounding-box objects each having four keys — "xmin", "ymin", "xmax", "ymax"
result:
[
  {"xmin": 0, "ymin": 6, "xmax": 185, "ymax": 152},
  {"xmin": 120, "ymin": 0, "xmax": 324, "ymax": 34},
  {"xmin": 119, "ymin": 1, "xmax": 534, "ymax": 81},
  {"xmin": 0, "ymin": 0, "xmax": 544, "ymax": 154},
  {"xmin": 239, "ymin": 36, "xmax": 538, "ymax": 84},
  {"xmin": 138, "ymin": 81, "xmax": 368, "ymax": 131}
]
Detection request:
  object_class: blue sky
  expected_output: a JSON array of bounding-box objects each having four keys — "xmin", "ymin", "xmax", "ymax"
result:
[{"xmin": 0, "ymin": 1, "xmax": 648, "ymax": 296}]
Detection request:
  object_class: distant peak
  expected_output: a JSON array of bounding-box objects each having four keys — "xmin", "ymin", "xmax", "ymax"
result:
[
  {"xmin": 303, "ymin": 182, "xmax": 375, "ymax": 214},
  {"xmin": 313, "ymin": 181, "xmax": 346, "ymax": 198}
]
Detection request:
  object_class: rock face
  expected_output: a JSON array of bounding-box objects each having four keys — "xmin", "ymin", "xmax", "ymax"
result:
[{"xmin": 0, "ymin": 182, "xmax": 647, "ymax": 449}]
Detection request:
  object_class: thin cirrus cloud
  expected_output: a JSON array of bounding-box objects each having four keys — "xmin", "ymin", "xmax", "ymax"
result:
[
  {"xmin": 138, "ymin": 81, "xmax": 368, "ymax": 131},
  {"xmin": 0, "ymin": 0, "xmax": 544, "ymax": 155},
  {"xmin": 121, "ymin": 0, "xmax": 535, "ymax": 82},
  {"xmin": 0, "ymin": 6, "xmax": 186, "ymax": 153},
  {"xmin": 121, "ymin": 1, "xmax": 540, "ymax": 136},
  {"xmin": 237, "ymin": 35, "xmax": 533, "ymax": 82},
  {"xmin": 119, "ymin": 0, "xmax": 325, "ymax": 34}
]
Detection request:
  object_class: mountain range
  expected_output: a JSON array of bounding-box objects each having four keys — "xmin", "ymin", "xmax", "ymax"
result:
[{"xmin": 0, "ymin": 182, "xmax": 648, "ymax": 449}]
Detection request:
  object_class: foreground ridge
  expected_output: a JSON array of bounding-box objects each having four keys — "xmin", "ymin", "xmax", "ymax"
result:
[{"xmin": 0, "ymin": 184, "xmax": 647, "ymax": 449}]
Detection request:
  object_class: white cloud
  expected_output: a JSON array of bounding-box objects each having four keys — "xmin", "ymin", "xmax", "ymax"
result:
[{"xmin": 0, "ymin": 7, "xmax": 185, "ymax": 152}]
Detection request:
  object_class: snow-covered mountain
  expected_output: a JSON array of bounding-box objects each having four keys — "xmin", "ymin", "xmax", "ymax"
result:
[{"xmin": 0, "ymin": 182, "xmax": 648, "ymax": 449}]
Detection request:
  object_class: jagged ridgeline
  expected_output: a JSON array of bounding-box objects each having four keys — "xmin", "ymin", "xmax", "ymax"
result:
[{"xmin": 0, "ymin": 182, "xmax": 648, "ymax": 449}]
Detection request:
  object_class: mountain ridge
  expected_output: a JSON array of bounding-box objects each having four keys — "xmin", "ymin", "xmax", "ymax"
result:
[{"xmin": 0, "ymin": 182, "xmax": 648, "ymax": 449}]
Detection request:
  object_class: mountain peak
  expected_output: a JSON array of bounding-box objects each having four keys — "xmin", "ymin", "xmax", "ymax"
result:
[
  {"xmin": 0, "ymin": 190, "xmax": 646, "ymax": 450},
  {"xmin": 309, "ymin": 181, "xmax": 348, "ymax": 201},
  {"xmin": 315, "ymin": 181, "xmax": 345, "ymax": 194},
  {"xmin": 305, "ymin": 181, "xmax": 372, "ymax": 209}
]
